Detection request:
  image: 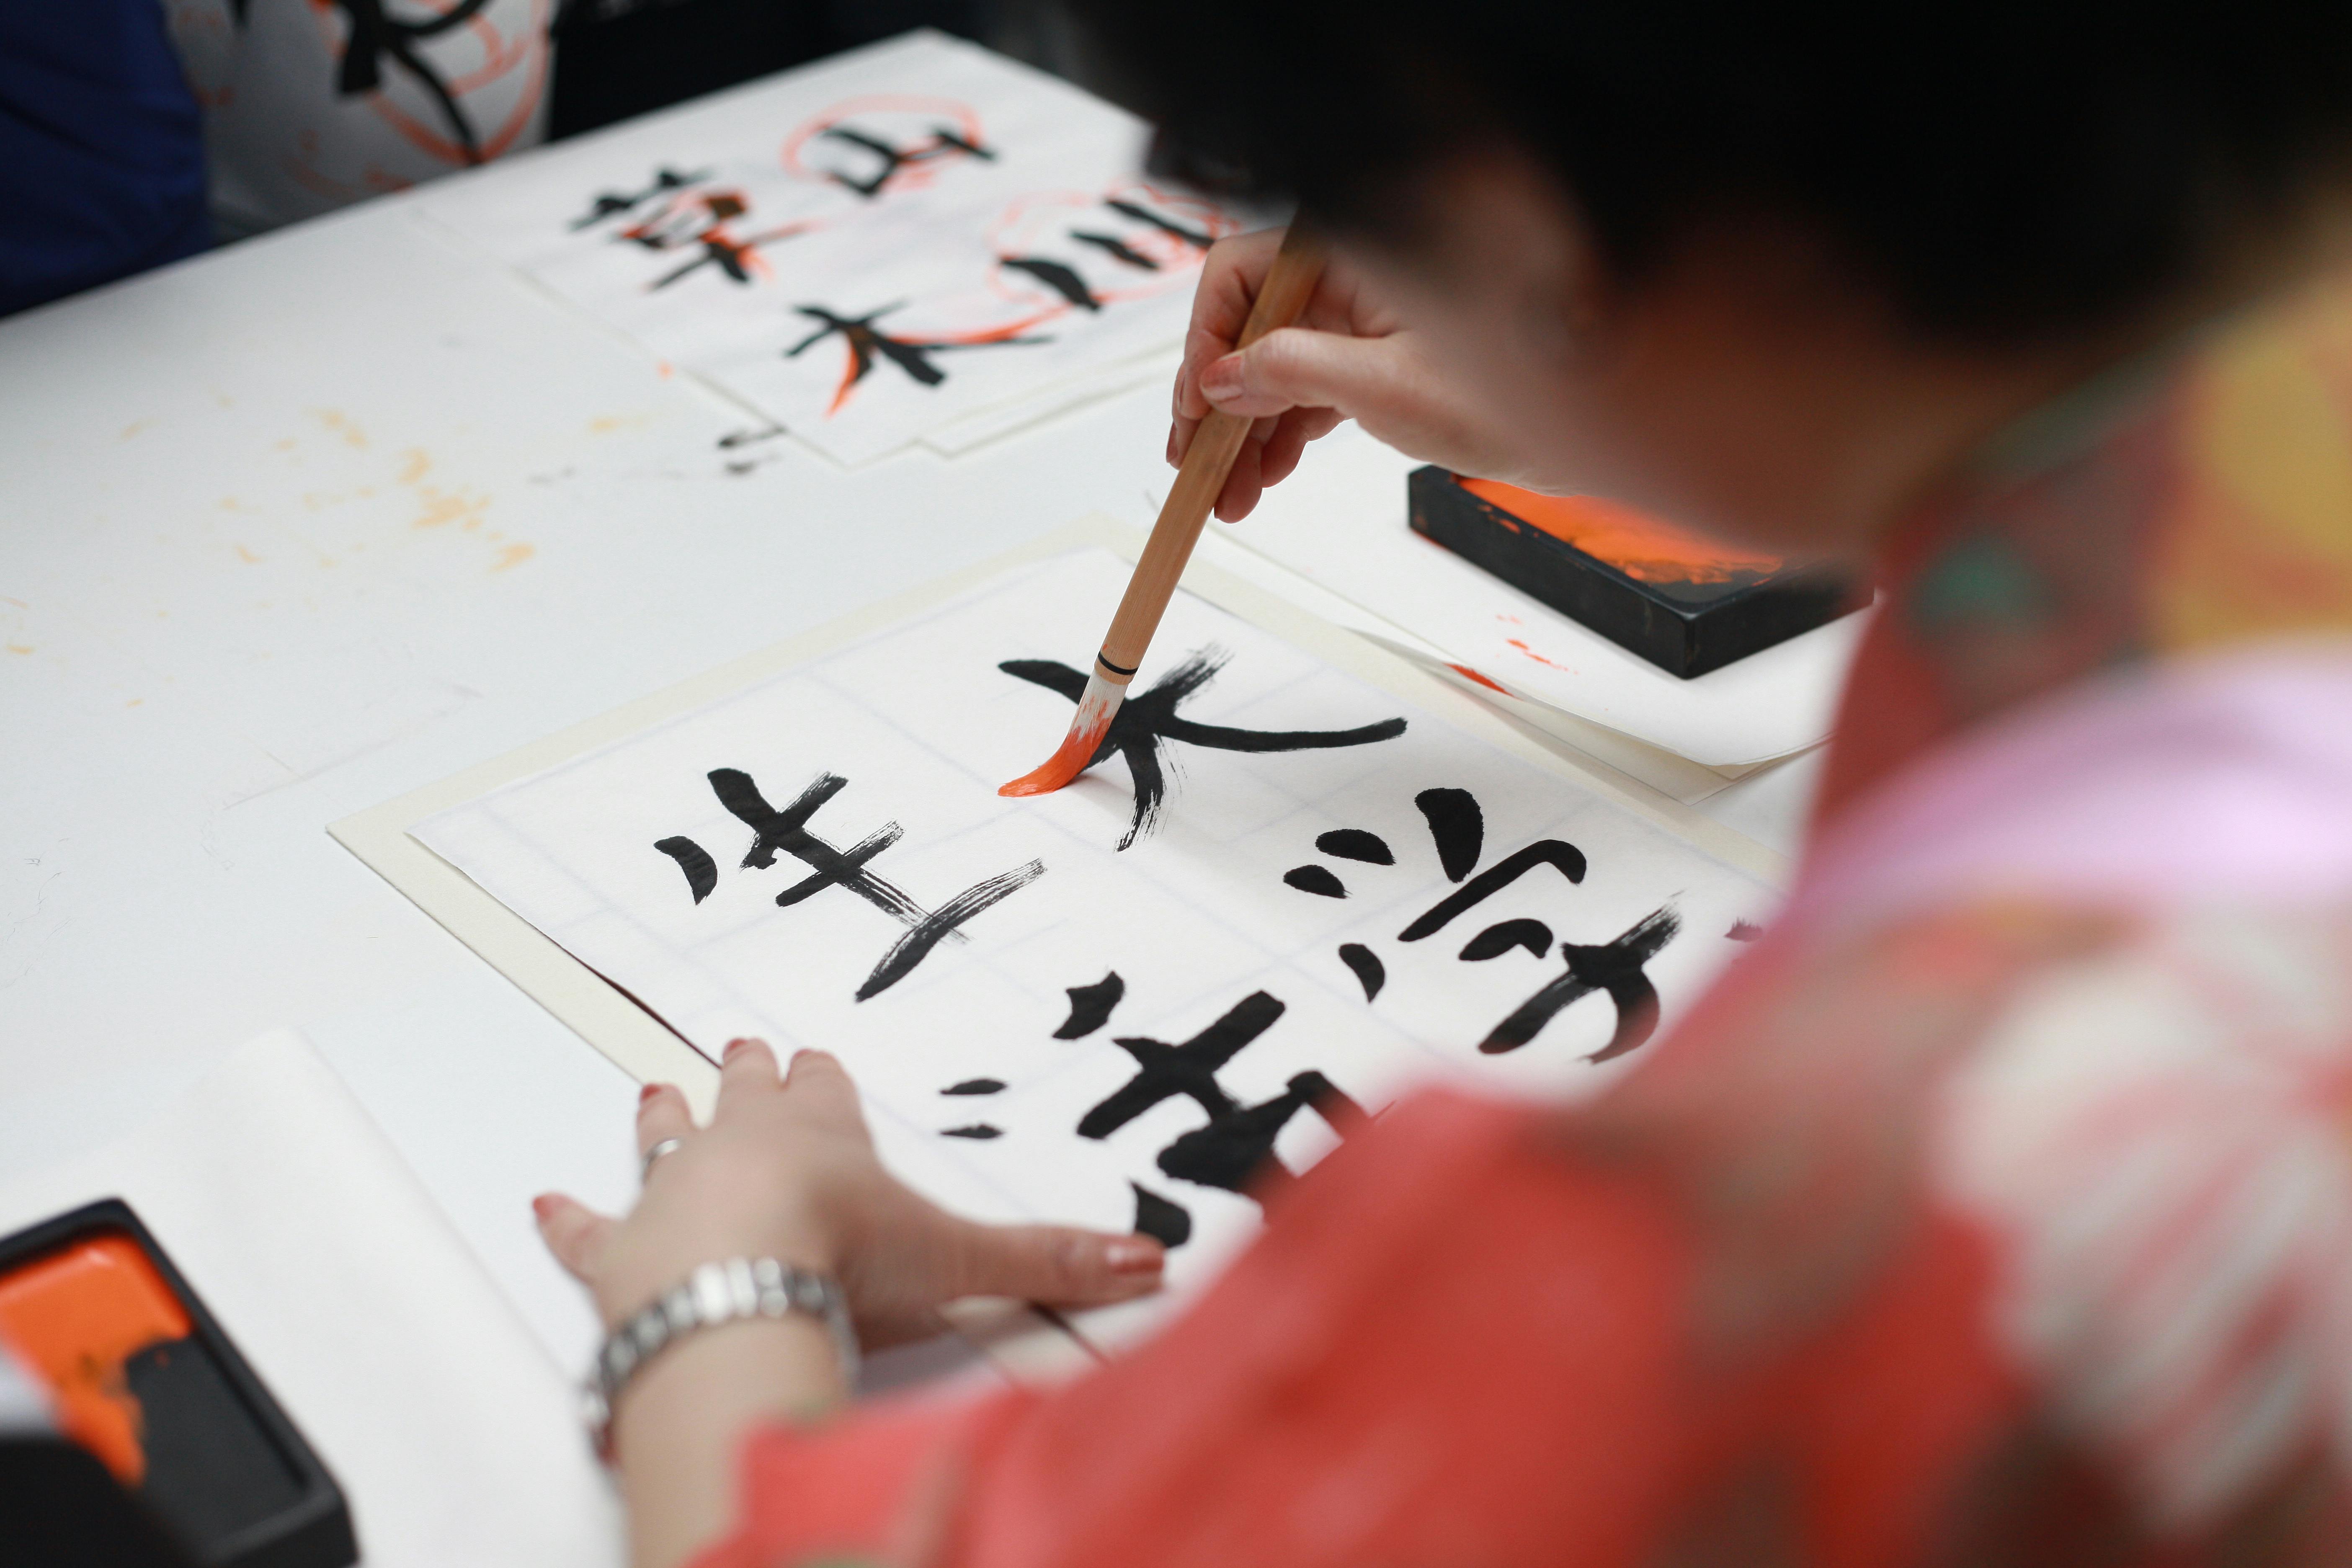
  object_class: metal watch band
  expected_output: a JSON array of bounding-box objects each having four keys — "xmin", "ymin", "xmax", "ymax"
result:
[{"xmin": 581, "ymin": 1256, "xmax": 858, "ymax": 1456}]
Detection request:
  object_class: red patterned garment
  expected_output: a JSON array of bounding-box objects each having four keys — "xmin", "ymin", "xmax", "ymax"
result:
[{"xmin": 691, "ymin": 269, "xmax": 2352, "ymax": 1567}]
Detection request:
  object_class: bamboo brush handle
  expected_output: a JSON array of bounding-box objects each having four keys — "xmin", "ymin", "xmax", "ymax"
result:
[{"xmin": 1095, "ymin": 225, "xmax": 1329, "ymax": 681}]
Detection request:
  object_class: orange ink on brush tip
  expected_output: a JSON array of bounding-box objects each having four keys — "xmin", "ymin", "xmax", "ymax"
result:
[
  {"xmin": 998, "ymin": 714, "xmax": 1109, "ymax": 796},
  {"xmin": 0, "ymin": 1235, "xmax": 191, "ymax": 1484},
  {"xmin": 1460, "ymin": 478, "xmax": 1783, "ymax": 585}
]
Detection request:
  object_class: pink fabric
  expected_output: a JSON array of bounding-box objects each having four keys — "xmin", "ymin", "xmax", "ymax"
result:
[{"xmin": 1792, "ymin": 642, "xmax": 2352, "ymax": 931}]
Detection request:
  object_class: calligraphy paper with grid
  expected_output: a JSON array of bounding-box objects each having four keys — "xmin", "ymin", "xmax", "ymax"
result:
[
  {"xmin": 413, "ymin": 550, "xmax": 1771, "ymax": 1307},
  {"xmin": 422, "ymin": 31, "xmax": 1237, "ymax": 464}
]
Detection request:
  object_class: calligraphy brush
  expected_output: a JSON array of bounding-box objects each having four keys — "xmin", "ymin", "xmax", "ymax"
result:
[{"xmin": 1000, "ymin": 224, "xmax": 1329, "ymax": 798}]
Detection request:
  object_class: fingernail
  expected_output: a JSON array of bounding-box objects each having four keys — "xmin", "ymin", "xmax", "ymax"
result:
[
  {"xmin": 639, "ymin": 1082, "xmax": 661, "ymax": 1104},
  {"xmin": 724, "ymin": 1038, "xmax": 747, "ymax": 1062},
  {"xmin": 531, "ymin": 1194, "xmax": 557, "ymax": 1220},
  {"xmin": 1165, "ymin": 425, "xmax": 1179, "ymax": 466},
  {"xmin": 790, "ymin": 1049, "xmax": 812, "ymax": 1066},
  {"xmin": 1199, "ymin": 355, "xmax": 1242, "ymax": 400},
  {"xmin": 1106, "ymin": 1239, "xmax": 1163, "ymax": 1275}
]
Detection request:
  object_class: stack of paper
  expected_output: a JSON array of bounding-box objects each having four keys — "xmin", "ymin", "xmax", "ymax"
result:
[{"xmin": 423, "ymin": 31, "xmax": 1241, "ymax": 464}]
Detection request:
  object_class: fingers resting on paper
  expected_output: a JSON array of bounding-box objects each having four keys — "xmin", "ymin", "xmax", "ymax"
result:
[{"xmin": 534, "ymin": 1036, "xmax": 1169, "ymax": 1349}]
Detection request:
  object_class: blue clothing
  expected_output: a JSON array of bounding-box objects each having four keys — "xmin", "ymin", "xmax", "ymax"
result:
[{"xmin": 0, "ymin": 0, "xmax": 209, "ymax": 317}]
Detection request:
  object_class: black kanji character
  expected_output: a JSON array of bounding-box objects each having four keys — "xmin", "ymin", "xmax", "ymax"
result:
[
  {"xmin": 1104, "ymin": 198, "xmax": 1214, "ymax": 250},
  {"xmin": 697, "ymin": 767, "xmax": 1042, "ymax": 1001},
  {"xmin": 1480, "ymin": 906, "xmax": 1681, "ymax": 1060},
  {"xmin": 1460, "ymin": 919, "xmax": 1551, "ymax": 960},
  {"xmin": 1415, "ymin": 787, "xmax": 1483, "ymax": 881},
  {"xmin": 1157, "ymin": 1071, "xmax": 1367, "ymax": 1196},
  {"xmin": 941, "ymin": 1078, "xmax": 1005, "ymax": 1096},
  {"xmin": 653, "ymin": 836, "xmax": 718, "ymax": 903},
  {"xmin": 1130, "ymin": 1182, "xmax": 1191, "ymax": 1248},
  {"xmin": 616, "ymin": 190, "xmax": 747, "ymax": 254},
  {"xmin": 1283, "ymin": 864, "xmax": 1347, "ymax": 898},
  {"xmin": 1054, "ymin": 972, "xmax": 1124, "ymax": 1039},
  {"xmin": 820, "ymin": 124, "xmax": 995, "ymax": 198},
  {"xmin": 1069, "ymin": 230, "xmax": 1159, "ymax": 270},
  {"xmin": 1316, "ymin": 828, "xmax": 1393, "ymax": 865},
  {"xmin": 1077, "ymin": 991, "xmax": 1282, "ymax": 1138},
  {"xmin": 572, "ymin": 166, "xmax": 709, "ymax": 230},
  {"xmin": 1397, "ymin": 841, "xmax": 1589, "ymax": 941},
  {"xmin": 999, "ymin": 648, "xmax": 1408, "ymax": 849},
  {"xmin": 650, "ymin": 219, "xmax": 816, "ymax": 290},
  {"xmin": 1067, "ymin": 982, "xmax": 1369, "ymax": 1200},
  {"xmin": 1001, "ymin": 256, "xmax": 1101, "ymax": 311},
  {"xmin": 787, "ymin": 304, "xmax": 1050, "ymax": 405}
]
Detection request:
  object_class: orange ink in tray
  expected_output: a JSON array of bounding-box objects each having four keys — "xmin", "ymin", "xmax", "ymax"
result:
[
  {"xmin": 0, "ymin": 1233, "xmax": 191, "ymax": 1483},
  {"xmin": 1458, "ymin": 478, "xmax": 1783, "ymax": 585}
]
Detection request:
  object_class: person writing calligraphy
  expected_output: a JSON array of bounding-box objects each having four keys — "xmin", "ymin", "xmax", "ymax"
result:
[{"xmin": 529, "ymin": 6, "xmax": 2352, "ymax": 1564}]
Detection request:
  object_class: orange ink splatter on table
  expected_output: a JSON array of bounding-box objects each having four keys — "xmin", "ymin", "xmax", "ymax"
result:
[
  {"xmin": 414, "ymin": 487, "xmax": 487, "ymax": 530},
  {"xmin": 1505, "ymin": 637, "xmax": 1573, "ymax": 672},
  {"xmin": 310, "ymin": 410, "xmax": 368, "ymax": 449},
  {"xmin": 490, "ymin": 543, "xmax": 534, "ymax": 572},
  {"xmin": 1460, "ymin": 478, "xmax": 1782, "ymax": 585},
  {"xmin": 6, "ymin": 644, "xmax": 33, "ymax": 655},
  {"xmin": 0, "ymin": 1235, "xmax": 191, "ymax": 1484}
]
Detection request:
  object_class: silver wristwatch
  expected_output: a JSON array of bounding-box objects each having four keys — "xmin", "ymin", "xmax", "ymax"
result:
[{"xmin": 582, "ymin": 1256, "xmax": 859, "ymax": 1457}]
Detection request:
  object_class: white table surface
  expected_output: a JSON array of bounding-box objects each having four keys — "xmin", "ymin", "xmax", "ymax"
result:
[{"xmin": 0, "ymin": 62, "xmax": 1813, "ymax": 1468}]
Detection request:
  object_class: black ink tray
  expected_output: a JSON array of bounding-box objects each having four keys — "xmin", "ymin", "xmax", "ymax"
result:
[
  {"xmin": 1407, "ymin": 466, "xmax": 1853, "ymax": 678},
  {"xmin": 0, "ymin": 1199, "xmax": 358, "ymax": 1568}
]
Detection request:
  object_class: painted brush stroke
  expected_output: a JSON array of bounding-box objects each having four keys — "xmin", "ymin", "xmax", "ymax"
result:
[
  {"xmin": 1481, "ymin": 906, "xmax": 1682, "ymax": 1060},
  {"xmin": 652, "ymin": 836, "xmax": 718, "ymax": 903},
  {"xmin": 998, "ymin": 647, "xmax": 1407, "ymax": 849},
  {"xmin": 1053, "ymin": 971, "xmax": 1124, "ymax": 1039},
  {"xmin": 1337, "ymin": 942, "xmax": 1386, "ymax": 1001}
]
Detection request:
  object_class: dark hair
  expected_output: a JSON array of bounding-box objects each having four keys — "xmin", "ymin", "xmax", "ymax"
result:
[{"xmin": 1069, "ymin": 3, "xmax": 2352, "ymax": 343}]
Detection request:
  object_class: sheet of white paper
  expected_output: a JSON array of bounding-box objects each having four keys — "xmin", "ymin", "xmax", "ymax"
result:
[
  {"xmin": 1189, "ymin": 530, "xmax": 1771, "ymax": 805},
  {"xmin": 0, "ymin": 1030, "xmax": 621, "ymax": 1568},
  {"xmin": 920, "ymin": 346, "xmax": 1182, "ymax": 456},
  {"xmin": 422, "ymin": 31, "xmax": 1237, "ymax": 464},
  {"xmin": 1231, "ymin": 424, "xmax": 1871, "ymax": 767},
  {"xmin": 410, "ymin": 549, "xmax": 1773, "ymax": 1321}
]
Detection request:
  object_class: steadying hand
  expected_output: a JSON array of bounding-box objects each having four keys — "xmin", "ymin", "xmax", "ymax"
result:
[
  {"xmin": 533, "ymin": 1039, "xmax": 1165, "ymax": 1568},
  {"xmin": 537, "ymin": 1037, "xmax": 1167, "ymax": 1347}
]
